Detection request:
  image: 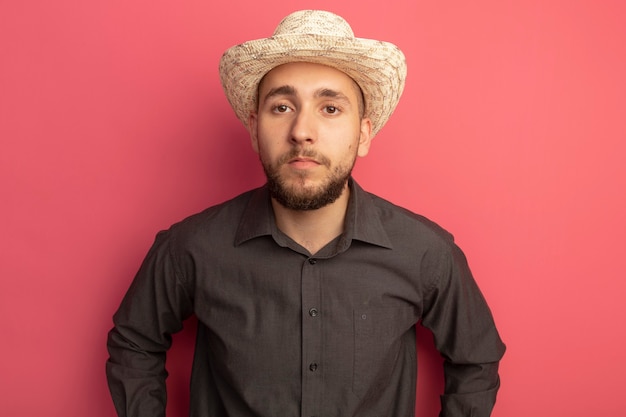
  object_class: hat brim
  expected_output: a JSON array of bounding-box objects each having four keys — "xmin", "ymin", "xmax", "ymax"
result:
[{"xmin": 219, "ymin": 34, "xmax": 406, "ymax": 138}]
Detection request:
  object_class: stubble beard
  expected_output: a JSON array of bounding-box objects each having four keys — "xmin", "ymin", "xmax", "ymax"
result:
[{"xmin": 262, "ymin": 147, "xmax": 356, "ymax": 211}]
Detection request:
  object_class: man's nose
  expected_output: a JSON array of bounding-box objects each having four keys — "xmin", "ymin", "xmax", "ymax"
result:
[{"xmin": 289, "ymin": 109, "xmax": 316, "ymax": 145}]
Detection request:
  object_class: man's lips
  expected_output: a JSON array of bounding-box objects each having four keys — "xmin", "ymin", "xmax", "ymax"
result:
[{"xmin": 288, "ymin": 157, "xmax": 321, "ymax": 169}]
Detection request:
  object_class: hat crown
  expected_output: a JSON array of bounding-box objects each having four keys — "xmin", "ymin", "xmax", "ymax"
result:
[{"xmin": 273, "ymin": 10, "xmax": 355, "ymax": 38}]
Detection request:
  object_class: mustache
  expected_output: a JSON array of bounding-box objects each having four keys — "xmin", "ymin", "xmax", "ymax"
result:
[{"xmin": 277, "ymin": 147, "xmax": 331, "ymax": 167}]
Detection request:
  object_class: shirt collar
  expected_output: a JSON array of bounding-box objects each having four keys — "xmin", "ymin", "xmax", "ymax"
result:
[
  {"xmin": 345, "ymin": 179, "xmax": 393, "ymax": 249},
  {"xmin": 234, "ymin": 179, "xmax": 393, "ymax": 250}
]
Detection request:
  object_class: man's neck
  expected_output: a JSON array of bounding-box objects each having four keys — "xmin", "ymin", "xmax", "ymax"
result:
[{"xmin": 271, "ymin": 185, "xmax": 350, "ymax": 255}]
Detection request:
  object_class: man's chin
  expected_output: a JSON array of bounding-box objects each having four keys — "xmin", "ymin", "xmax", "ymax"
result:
[
  {"xmin": 269, "ymin": 182, "xmax": 347, "ymax": 211},
  {"xmin": 264, "ymin": 163, "xmax": 352, "ymax": 211}
]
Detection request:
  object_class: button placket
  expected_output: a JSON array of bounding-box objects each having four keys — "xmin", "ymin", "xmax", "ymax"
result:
[{"xmin": 300, "ymin": 256, "xmax": 322, "ymax": 417}]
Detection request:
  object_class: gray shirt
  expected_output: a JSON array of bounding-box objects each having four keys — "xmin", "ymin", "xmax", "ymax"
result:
[{"xmin": 106, "ymin": 179, "xmax": 505, "ymax": 417}]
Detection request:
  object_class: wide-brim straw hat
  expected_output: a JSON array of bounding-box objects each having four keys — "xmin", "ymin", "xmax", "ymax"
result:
[{"xmin": 219, "ymin": 10, "xmax": 407, "ymax": 138}]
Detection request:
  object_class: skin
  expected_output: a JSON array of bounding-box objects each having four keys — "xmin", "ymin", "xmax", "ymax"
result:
[{"xmin": 248, "ymin": 62, "xmax": 373, "ymax": 254}]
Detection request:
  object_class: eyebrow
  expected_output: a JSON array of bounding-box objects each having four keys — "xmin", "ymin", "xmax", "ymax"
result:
[
  {"xmin": 316, "ymin": 88, "xmax": 351, "ymax": 104},
  {"xmin": 262, "ymin": 85, "xmax": 351, "ymax": 105},
  {"xmin": 262, "ymin": 85, "xmax": 296, "ymax": 103}
]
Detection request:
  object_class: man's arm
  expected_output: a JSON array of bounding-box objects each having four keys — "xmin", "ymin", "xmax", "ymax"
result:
[
  {"xmin": 106, "ymin": 231, "xmax": 194, "ymax": 417},
  {"xmin": 421, "ymin": 241, "xmax": 506, "ymax": 417}
]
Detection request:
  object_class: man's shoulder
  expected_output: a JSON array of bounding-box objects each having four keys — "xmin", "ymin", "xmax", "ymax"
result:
[
  {"xmin": 365, "ymin": 190, "xmax": 455, "ymax": 246},
  {"xmin": 162, "ymin": 187, "xmax": 260, "ymax": 243}
]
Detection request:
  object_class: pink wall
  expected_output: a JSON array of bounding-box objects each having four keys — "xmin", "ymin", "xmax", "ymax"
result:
[{"xmin": 1, "ymin": 1, "xmax": 625, "ymax": 416}]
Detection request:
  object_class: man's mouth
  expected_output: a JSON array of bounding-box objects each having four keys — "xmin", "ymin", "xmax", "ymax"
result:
[{"xmin": 288, "ymin": 156, "xmax": 321, "ymax": 169}]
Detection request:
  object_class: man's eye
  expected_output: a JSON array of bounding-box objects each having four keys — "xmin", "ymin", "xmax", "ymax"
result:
[
  {"xmin": 274, "ymin": 104, "xmax": 290, "ymax": 113},
  {"xmin": 325, "ymin": 106, "xmax": 338, "ymax": 114}
]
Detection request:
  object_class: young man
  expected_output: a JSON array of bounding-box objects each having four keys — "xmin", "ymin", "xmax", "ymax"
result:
[{"xmin": 106, "ymin": 10, "xmax": 505, "ymax": 417}]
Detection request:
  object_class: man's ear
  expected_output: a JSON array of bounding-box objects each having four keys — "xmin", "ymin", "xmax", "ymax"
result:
[
  {"xmin": 357, "ymin": 117, "xmax": 373, "ymax": 157},
  {"xmin": 248, "ymin": 112, "xmax": 260, "ymax": 154}
]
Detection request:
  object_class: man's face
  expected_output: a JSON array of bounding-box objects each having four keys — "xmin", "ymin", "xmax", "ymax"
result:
[{"xmin": 249, "ymin": 62, "xmax": 372, "ymax": 211}]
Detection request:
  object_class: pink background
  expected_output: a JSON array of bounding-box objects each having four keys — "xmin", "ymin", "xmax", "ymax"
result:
[{"xmin": 1, "ymin": 1, "xmax": 625, "ymax": 416}]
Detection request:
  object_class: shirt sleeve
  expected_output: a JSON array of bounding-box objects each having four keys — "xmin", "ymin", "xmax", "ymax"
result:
[
  {"xmin": 420, "ymin": 240, "xmax": 506, "ymax": 417},
  {"xmin": 106, "ymin": 230, "xmax": 194, "ymax": 417}
]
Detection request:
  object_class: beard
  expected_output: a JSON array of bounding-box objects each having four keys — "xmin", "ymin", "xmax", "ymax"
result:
[{"xmin": 261, "ymin": 147, "xmax": 356, "ymax": 211}]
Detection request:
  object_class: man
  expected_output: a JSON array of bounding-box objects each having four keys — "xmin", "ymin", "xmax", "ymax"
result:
[{"xmin": 106, "ymin": 10, "xmax": 505, "ymax": 417}]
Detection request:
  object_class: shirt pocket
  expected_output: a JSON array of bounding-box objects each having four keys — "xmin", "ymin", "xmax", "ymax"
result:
[{"xmin": 352, "ymin": 307, "xmax": 415, "ymax": 399}]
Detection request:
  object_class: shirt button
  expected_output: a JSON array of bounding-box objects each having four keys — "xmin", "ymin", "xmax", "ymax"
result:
[
  {"xmin": 309, "ymin": 363, "xmax": 318, "ymax": 372},
  {"xmin": 308, "ymin": 258, "xmax": 317, "ymax": 265},
  {"xmin": 308, "ymin": 307, "xmax": 319, "ymax": 317}
]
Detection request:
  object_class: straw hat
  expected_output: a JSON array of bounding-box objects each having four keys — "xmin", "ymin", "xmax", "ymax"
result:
[{"xmin": 219, "ymin": 10, "xmax": 407, "ymax": 138}]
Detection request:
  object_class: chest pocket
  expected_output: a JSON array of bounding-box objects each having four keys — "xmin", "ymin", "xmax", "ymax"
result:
[{"xmin": 352, "ymin": 307, "xmax": 416, "ymax": 399}]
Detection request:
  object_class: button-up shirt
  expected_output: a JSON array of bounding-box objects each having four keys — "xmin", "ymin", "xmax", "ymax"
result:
[{"xmin": 106, "ymin": 179, "xmax": 505, "ymax": 417}]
